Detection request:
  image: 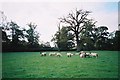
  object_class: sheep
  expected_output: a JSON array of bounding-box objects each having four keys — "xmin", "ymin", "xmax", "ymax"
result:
[
  {"xmin": 90, "ymin": 53, "xmax": 98, "ymax": 58},
  {"xmin": 79, "ymin": 51, "xmax": 90, "ymax": 58},
  {"xmin": 67, "ymin": 53, "xmax": 73, "ymax": 57},
  {"xmin": 79, "ymin": 51, "xmax": 98, "ymax": 58},
  {"xmin": 79, "ymin": 51, "xmax": 93, "ymax": 58},
  {"xmin": 67, "ymin": 53, "xmax": 71, "ymax": 57},
  {"xmin": 40, "ymin": 52, "xmax": 46, "ymax": 56},
  {"xmin": 56, "ymin": 53, "xmax": 62, "ymax": 57},
  {"xmin": 85, "ymin": 52, "xmax": 91, "ymax": 58},
  {"xmin": 49, "ymin": 53, "xmax": 52, "ymax": 56},
  {"xmin": 86, "ymin": 53, "xmax": 90, "ymax": 55},
  {"xmin": 49, "ymin": 52, "xmax": 56, "ymax": 56},
  {"xmin": 79, "ymin": 52, "xmax": 86, "ymax": 58}
]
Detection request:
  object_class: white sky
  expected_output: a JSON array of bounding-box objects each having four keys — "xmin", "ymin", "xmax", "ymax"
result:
[{"xmin": 0, "ymin": 0, "xmax": 119, "ymax": 46}]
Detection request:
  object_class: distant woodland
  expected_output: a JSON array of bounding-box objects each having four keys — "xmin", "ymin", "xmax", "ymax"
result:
[{"xmin": 1, "ymin": 9, "xmax": 120, "ymax": 52}]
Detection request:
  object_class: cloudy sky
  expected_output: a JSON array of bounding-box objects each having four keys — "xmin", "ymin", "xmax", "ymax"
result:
[{"xmin": 0, "ymin": 0, "xmax": 119, "ymax": 46}]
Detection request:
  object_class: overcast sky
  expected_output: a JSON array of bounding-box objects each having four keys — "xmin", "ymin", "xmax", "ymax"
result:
[{"xmin": 0, "ymin": 1, "xmax": 119, "ymax": 46}]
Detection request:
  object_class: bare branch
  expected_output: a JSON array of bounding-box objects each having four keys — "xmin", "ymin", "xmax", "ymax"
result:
[
  {"xmin": 59, "ymin": 9, "xmax": 93, "ymax": 36},
  {"xmin": 59, "ymin": 16, "xmax": 76, "ymax": 31},
  {"xmin": 78, "ymin": 11, "xmax": 91, "ymax": 23},
  {"xmin": 68, "ymin": 13, "xmax": 76, "ymax": 21}
]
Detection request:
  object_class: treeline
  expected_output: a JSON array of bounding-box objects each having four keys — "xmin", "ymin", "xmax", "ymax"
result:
[
  {"xmin": 1, "ymin": 10, "xmax": 120, "ymax": 52},
  {"xmin": 52, "ymin": 26, "xmax": 120, "ymax": 51},
  {"xmin": 2, "ymin": 21, "xmax": 52, "ymax": 52}
]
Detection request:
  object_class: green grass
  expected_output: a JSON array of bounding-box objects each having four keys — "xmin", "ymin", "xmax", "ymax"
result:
[{"xmin": 2, "ymin": 51, "xmax": 118, "ymax": 78}]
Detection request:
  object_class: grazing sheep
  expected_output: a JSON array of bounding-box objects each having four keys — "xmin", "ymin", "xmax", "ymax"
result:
[
  {"xmin": 40, "ymin": 52, "xmax": 46, "ymax": 56},
  {"xmin": 85, "ymin": 52, "xmax": 91, "ymax": 57},
  {"xmin": 49, "ymin": 52, "xmax": 56, "ymax": 56},
  {"xmin": 67, "ymin": 53, "xmax": 73, "ymax": 57},
  {"xmin": 56, "ymin": 53, "xmax": 62, "ymax": 57},
  {"xmin": 79, "ymin": 52, "xmax": 86, "ymax": 58},
  {"xmin": 86, "ymin": 53, "xmax": 90, "ymax": 55},
  {"xmin": 79, "ymin": 51, "xmax": 98, "ymax": 58},
  {"xmin": 79, "ymin": 51, "xmax": 92, "ymax": 58},
  {"xmin": 90, "ymin": 53, "xmax": 98, "ymax": 58},
  {"xmin": 67, "ymin": 53, "xmax": 71, "ymax": 57},
  {"xmin": 79, "ymin": 51, "xmax": 90, "ymax": 58}
]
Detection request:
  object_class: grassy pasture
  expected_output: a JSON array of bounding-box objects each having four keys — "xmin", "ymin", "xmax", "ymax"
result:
[{"xmin": 2, "ymin": 51, "xmax": 118, "ymax": 78}]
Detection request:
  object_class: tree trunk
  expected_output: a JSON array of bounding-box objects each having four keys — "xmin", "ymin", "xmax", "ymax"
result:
[
  {"xmin": 76, "ymin": 40, "xmax": 81, "ymax": 52},
  {"xmin": 75, "ymin": 33, "xmax": 81, "ymax": 52}
]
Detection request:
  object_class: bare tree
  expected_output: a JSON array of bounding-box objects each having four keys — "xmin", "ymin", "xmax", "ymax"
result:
[{"xmin": 59, "ymin": 9, "xmax": 95, "ymax": 51}]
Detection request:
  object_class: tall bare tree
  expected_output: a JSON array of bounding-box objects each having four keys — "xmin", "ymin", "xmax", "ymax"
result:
[{"xmin": 59, "ymin": 9, "xmax": 96, "ymax": 51}]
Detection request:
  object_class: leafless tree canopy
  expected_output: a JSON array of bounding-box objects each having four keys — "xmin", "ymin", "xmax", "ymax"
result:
[{"xmin": 59, "ymin": 9, "xmax": 91, "ymax": 34}]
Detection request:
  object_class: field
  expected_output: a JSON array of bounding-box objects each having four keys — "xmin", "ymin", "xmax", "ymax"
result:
[{"xmin": 2, "ymin": 51, "xmax": 118, "ymax": 78}]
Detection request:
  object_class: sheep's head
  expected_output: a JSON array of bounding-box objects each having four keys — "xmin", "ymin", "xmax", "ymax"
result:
[{"xmin": 79, "ymin": 52, "xmax": 81, "ymax": 55}]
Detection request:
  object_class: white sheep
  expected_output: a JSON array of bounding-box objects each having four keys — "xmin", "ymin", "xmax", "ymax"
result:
[
  {"xmin": 40, "ymin": 52, "xmax": 46, "ymax": 56},
  {"xmin": 67, "ymin": 53, "xmax": 73, "ymax": 57},
  {"xmin": 90, "ymin": 53, "xmax": 98, "ymax": 58},
  {"xmin": 79, "ymin": 52, "xmax": 86, "ymax": 58},
  {"xmin": 49, "ymin": 52, "xmax": 56, "ymax": 56},
  {"xmin": 86, "ymin": 53, "xmax": 90, "ymax": 55},
  {"xmin": 56, "ymin": 53, "xmax": 62, "ymax": 57},
  {"xmin": 79, "ymin": 51, "xmax": 90, "ymax": 58},
  {"xmin": 85, "ymin": 52, "xmax": 91, "ymax": 57}
]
